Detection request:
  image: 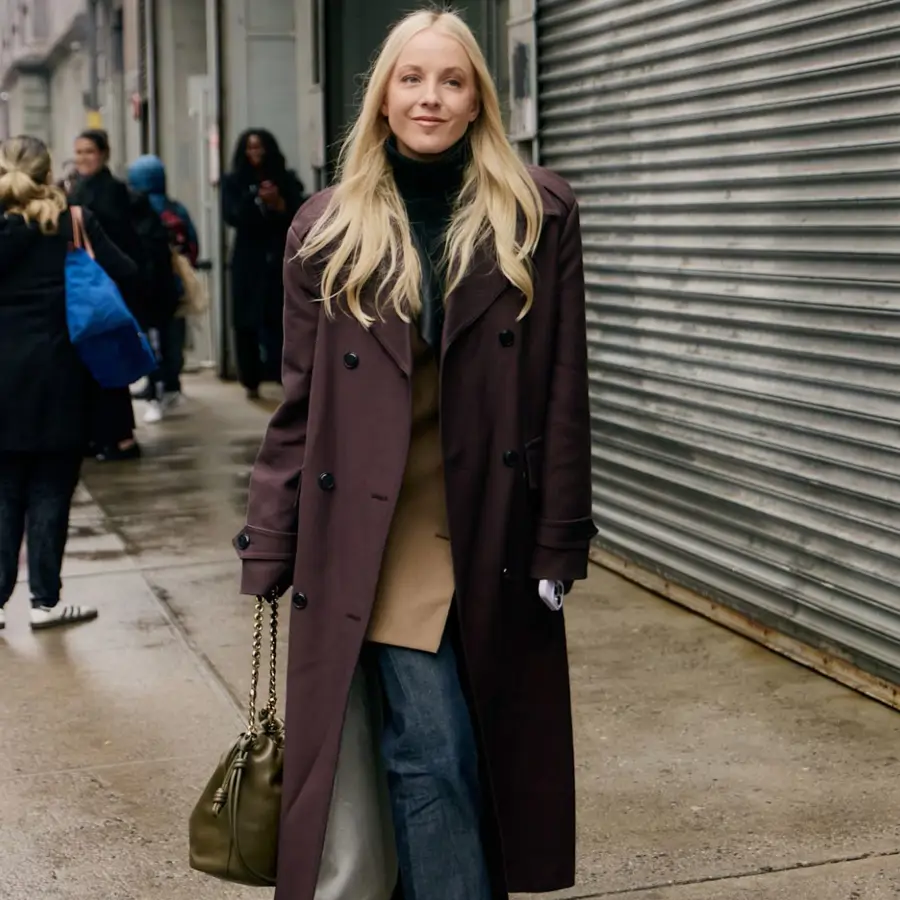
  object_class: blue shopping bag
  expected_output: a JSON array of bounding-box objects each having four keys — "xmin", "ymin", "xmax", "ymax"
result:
[{"xmin": 65, "ymin": 206, "xmax": 156, "ymax": 388}]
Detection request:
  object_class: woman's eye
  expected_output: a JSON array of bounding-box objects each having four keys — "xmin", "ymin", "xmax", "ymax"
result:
[
  {"xmin": 401, "ymin": 75, "xmax": 420, "ymax": 84},
  {"xmin": 446, "ymin": 79, "xmax": 462, "ymax": 88}
]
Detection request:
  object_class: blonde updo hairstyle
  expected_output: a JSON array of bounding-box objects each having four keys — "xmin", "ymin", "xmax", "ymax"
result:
[
  {"xmin": 0, "ymin": 135, "xmax": 67, "ymax": 234},
  {"xmin": 300, "ymin": 8, "xmax": 544, "ymax": 326}
]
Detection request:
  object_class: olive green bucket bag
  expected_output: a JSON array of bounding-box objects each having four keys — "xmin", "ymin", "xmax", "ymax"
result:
[{"xmin": 189, "ymin": 595, "xmax": 283, "ymax": 887}]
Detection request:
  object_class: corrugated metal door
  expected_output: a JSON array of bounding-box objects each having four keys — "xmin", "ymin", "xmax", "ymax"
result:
[{"xmin": 537, "ymin": 0, "xmax": 900, "ymax": 684}]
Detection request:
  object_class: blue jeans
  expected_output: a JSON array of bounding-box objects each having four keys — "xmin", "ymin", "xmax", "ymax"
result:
[
  {"xmin": 370, "ymin": 633, "xmax": 492, "ymax": 900},
  {"xmin": 0, "ymin": 453, "xmax": 81, "ymax": 609}
]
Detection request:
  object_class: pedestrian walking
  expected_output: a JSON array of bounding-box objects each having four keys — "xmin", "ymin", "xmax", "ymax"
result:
[
  {"xmin": 122, "ymin": 157, "xmax": 184, "ymax": 423},
  {"xmin": 234, "ymin": 9, "xmax": 596, "ymax": 900},
  {"xmin": 70, "ymin": 129, "xmax": 145, "ymax": 461},
  {"xmin": 222, "ymin": 129, "xmax": 304, "ymax": 399},
  {"xmin": 127, "ymin": 154, "xmax": 200, "ymax": 420},
  {"xmin": 0, "ymin": 135, "xmax": 137, "ymax": 630}
]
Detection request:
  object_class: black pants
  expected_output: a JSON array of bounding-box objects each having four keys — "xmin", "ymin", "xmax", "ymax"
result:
[
  {"xmin": 0, "ymin": 453, "xmax": 82, "ymax": 609},
  {"xmin": 88, "ymin": 381, "xmax": 135, "ymax": 448},
  {"xmin": 162, "ymin": 316, "xmax": 187, "ymax": 393},
  {"xmin": 148, "ymin": 316, "xmax": 187, "ymax": 396},
  {"xmin": 234, "ymin": 324, "xmax": 283, "ymax": 390}
]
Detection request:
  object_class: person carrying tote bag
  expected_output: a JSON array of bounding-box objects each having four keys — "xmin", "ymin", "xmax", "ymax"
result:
[{"xmin": 0, "ymin": 135, "xmax": 137, "ymax": 631}]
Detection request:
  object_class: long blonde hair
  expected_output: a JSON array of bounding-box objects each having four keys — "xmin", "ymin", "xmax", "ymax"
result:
[
  {"xmin": 0, "ymin": 135, "xmax": 67, "ymax": 234},
  {"xmin": 300, "ymin": 9, "xmax": 543, "ymax": 326}
]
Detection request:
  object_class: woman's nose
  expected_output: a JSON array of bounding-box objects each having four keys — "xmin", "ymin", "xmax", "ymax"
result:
[{"xmin": 420, "ymin": 82, "xmax": 441, "ymax": 106}]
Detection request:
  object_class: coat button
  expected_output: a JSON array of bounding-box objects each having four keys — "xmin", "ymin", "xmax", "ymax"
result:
[
  {"xmin": 503, "ymin": 450, "xmax": 519, "ymax": 467},
  {"xmin": 236, "ymin": 532, "xmax": 250, "ymax": 550},
  {"xmin": 499, "ymin": 330, "xmax": 515, "ymax": 347},
  {"xmin": 292, "ymin": 592, "xmax": 308, "ymax": 610},
  {"xmin": 318, "ymin": 472, "xmax": 336, "ymax": 491},
  {"xmin": 343, "ymin": 352, "xmax": 359, "ymax": 369}
]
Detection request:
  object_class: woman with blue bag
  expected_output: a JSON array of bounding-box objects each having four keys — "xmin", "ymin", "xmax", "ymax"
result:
[{"xmin": 0, "ymin": 135, "xmax": 138, "ymax": 630}]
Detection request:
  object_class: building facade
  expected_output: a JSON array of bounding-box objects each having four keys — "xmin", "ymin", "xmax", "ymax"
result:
[{"xmin": 0, "ymin": 0, "xmax": 135, "ymax": 170}]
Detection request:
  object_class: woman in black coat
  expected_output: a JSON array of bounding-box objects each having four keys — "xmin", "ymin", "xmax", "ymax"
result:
[
  {"xmin": 70, "ymin": 129, "xmax": 146, "ymax": 461},
  {"xmin": 0, "ymin": 135, "xmax": 137, "ymax": 630},
  {"xmin": 222, "ymin": 129, "xmax": 304, "ymax": 399}
]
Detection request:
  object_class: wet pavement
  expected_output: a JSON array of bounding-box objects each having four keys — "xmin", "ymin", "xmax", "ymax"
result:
[{"xmin": 2, "ymin": 373, "xmax": 900, "ymax": 900}]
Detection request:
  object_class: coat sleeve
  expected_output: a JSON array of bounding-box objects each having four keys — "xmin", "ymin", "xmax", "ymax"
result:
[
  {"xmin": 81, "ymin": 207, "xmax": 139, "ymax": 288},
  {"xmin": 233, "ymin": 219, "xmax": 319, "ymax": 596},
  {"xmin": 222, "ymin": 174, "xmax": 261, "ymax": 229},
  {"xmin": 529, "ymin": 199, "xmax": 598, "ymax": 582}
]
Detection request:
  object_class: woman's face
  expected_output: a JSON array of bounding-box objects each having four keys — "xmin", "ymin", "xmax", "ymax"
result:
[
  {"xmin": 245, "ymin": 134, "xmax": 265, "ymax": 168},
  {"xmin": 74, "ymin": 138, "xmax": 104, "ymax": 177},
  {"xmin": 382, "ymin": 28, "xmax": 480, "ymax": 160}
]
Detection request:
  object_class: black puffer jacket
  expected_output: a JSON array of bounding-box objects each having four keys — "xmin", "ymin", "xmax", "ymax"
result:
[{"xmin": 0, "ymin": 208, "xmax": 137, "ymax": 452}]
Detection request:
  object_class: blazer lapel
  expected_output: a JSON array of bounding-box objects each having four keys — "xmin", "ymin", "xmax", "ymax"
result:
[{"xmin": 442, "ymin": 242, "xmax": 510, "ymax": 355}]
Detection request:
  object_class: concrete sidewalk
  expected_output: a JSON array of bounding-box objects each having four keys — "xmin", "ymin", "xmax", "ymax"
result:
[{"xmin": 1, "ymin": 373, "xmax": 899, "ymax": 900}]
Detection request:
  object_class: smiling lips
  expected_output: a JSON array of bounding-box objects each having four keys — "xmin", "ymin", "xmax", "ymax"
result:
[{"xmin": 413, "ymin": 117, "xmax": 446, "ymax": 125}]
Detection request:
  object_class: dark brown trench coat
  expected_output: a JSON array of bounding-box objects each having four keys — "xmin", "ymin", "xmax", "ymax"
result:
[{"xmin": 234, "ymin": 165, "xmax": 598, "ymax": 900}]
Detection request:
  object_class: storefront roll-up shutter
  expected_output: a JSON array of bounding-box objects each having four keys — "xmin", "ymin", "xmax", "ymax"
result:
[{"xmin": 537, "ymin": 0, "xmax": 900, "ymax": 685}]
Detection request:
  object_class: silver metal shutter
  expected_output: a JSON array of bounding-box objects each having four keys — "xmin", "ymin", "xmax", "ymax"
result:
[{"xmin": 538, "ymin": 0, "xmax": 900, "ymax": 685}]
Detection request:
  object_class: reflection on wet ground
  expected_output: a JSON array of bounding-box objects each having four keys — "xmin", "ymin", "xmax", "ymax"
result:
[{"xmin": 1, "ymin": 375, "xmax": 276, "ymax": 899}]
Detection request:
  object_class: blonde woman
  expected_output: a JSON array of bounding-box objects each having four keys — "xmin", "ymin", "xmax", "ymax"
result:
[
  {"xmin": 235, "ymin": 9, "xmax": 596, "ymax": 900},
  {"xmin": 0, "ymin": 136, "xmax": 136, "ymax": 630}
]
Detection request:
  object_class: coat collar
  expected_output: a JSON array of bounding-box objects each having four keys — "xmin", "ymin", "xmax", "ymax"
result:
[{"xmin": 369, "ymin": 239, "xmax": 510, "ymax": 376}]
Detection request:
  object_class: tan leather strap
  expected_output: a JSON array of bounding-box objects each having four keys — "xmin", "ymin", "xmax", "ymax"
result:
[{"xmin": 69, "ymin": 205, "xmax": 95, "ymax": 259}]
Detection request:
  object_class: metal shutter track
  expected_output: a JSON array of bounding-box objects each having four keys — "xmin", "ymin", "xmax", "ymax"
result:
[{"xmin": 538, "ymin": 0, "xmax": 900, "ymax": 681}]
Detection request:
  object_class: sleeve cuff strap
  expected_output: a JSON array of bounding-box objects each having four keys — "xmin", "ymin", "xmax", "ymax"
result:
[
  {"xmin": 233, "ymin": 524, "xmax": 297, "ymax": 560},
  {"xmin": 534, "ymin": 516, "xmax": 598, "ymax": 550},
  {"xmin": 529, "ymin": 546, "xmax": 590, "ymax": 583}
]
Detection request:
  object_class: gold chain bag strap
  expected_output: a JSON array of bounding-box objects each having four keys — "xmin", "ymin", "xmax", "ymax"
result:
[{"xmin": 189, "ymin": 595, "xmax": 284, "ymax": 886}]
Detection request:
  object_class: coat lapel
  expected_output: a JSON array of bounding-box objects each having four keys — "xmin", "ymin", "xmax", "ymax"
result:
[
  {"xmin": 366, "ymin": 242, "xmax": 509, "ymax": 372},
  {"xmin": 442, "ymin": 242, "xmax": 510, "ymax": 356},
  {"xmin": 370, "ymin": 310, "xmax": 413, "ymax": 376}
]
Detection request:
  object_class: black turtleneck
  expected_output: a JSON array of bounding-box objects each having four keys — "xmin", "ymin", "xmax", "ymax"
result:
[{"xmin": 385, "ymin": 135, "xmax": 468, "ymax": 354}]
